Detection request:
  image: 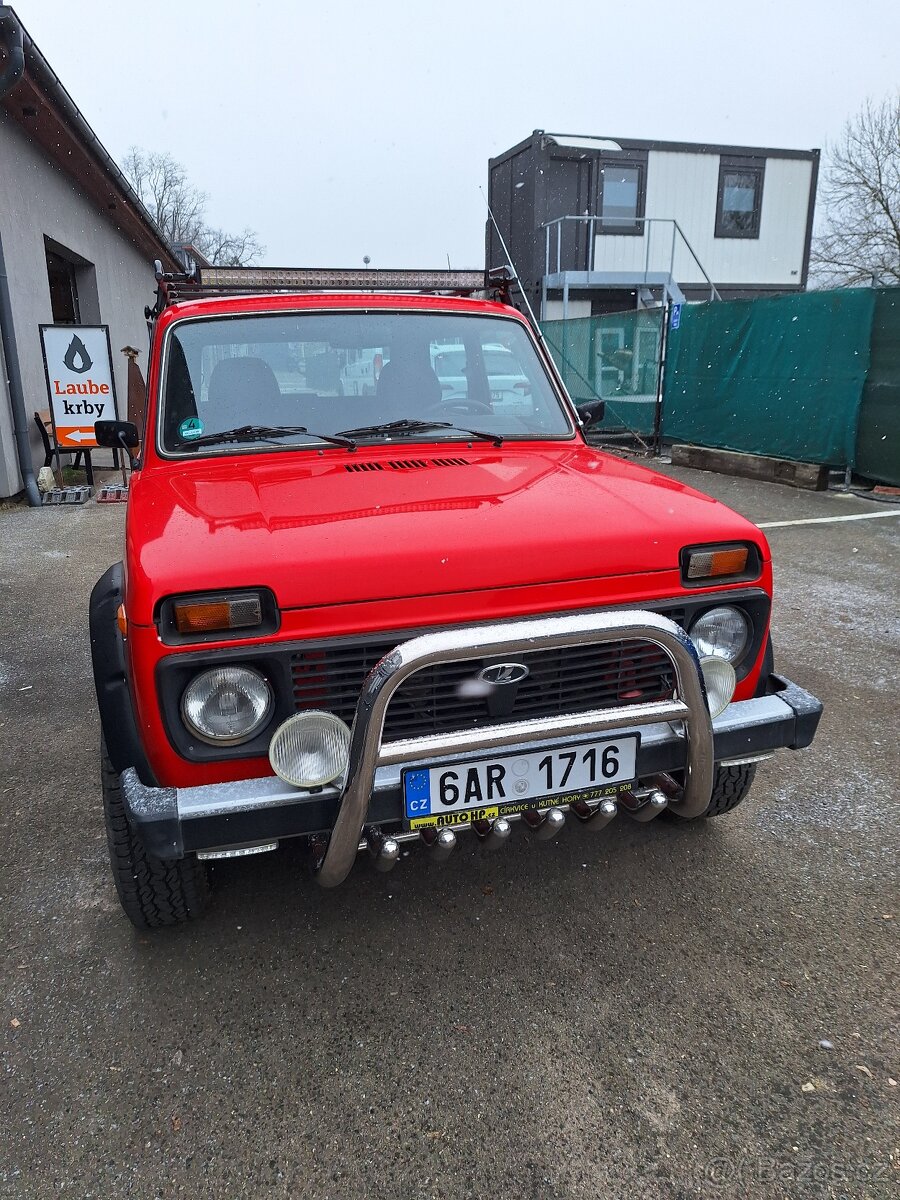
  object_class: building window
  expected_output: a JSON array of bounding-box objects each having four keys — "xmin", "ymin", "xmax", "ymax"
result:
[
  {"xmin": 715, "ymin": 156, "xmax": 765, "ymax": 238},
  {"xmin": 45, "ymin": 247, "xmax": 81, "ymax": 323},
  {"xmin": 598, "ymin": 157, "xmax": 646, "ymax": 235}
]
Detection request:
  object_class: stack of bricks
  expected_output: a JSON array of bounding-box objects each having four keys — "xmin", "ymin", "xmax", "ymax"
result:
[
  {"xmin": 41, "ymin": 485, "xmax": 92, "ymax": 505},
  {"xmin": 96, "ymin": 483, "xmax": 129, "ymax": 503}
]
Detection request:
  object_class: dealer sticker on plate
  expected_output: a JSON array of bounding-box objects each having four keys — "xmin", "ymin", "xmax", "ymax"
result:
[{"xmin": 403, "ymin": 735, "xmax": 638, "ymax": 829}]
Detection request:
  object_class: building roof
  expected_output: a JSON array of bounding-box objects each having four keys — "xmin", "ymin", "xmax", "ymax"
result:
[
  {"xmin": 541, "ymin": 131, "xmax": 819, "ymax": 160},
  {"xmin": 490, "ymin": 129, "xmax": 819, "ymax": 168},
  {"xmin": 0, "ymin": 5, "xmax": 180, "ymax": 270}
]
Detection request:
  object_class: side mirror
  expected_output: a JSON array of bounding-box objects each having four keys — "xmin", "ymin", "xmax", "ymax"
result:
[
  {"xmin": 95, "ymin": 419, "xmax": 139, "ymax": 449},
  {"xmin": 575, "ymin": 400, "xmax": 605, "ymax": 429},
  {"xmin": 95, "ymin": 420, "xmax": 141, "ymax": 464}
]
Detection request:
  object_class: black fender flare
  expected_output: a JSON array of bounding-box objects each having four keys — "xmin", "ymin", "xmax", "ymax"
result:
[
  {"xmin": 89, "ymin": 563, "xmax": 157, "ymax": 785},
  {"xmin": 753, "ymin": 634, "xmax": 775, "ymax": 697}
]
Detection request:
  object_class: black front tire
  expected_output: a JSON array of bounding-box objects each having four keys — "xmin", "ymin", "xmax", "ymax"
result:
[
  {"xmin": 668, "ymin": 762, "xmax": 758, "ymax": 821},
  {"xmin": 102, "ymin": 741, "xmax": 210, "ymax": 928}
]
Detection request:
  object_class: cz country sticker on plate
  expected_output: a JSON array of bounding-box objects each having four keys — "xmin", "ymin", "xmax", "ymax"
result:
[{"xmin": 403, "ymin": 735, "xmax": 639, "ymax": 829}]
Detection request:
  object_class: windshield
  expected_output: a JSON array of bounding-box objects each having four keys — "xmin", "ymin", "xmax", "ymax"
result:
[{"xmin": 159, "ymin": 311, "xmax": 573, "ymax": 453}]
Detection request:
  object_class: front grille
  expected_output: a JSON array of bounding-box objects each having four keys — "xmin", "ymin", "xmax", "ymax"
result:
[{"xmin": 290, "ymin": 614, "xmax": 684, "ymax": 741}]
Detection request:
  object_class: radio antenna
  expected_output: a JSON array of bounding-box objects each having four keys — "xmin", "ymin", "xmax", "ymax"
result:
[
  {"xmin": 480, "ymin": 187, "xmax": 545, "ymax": 340},
  {"xmin": 480, "ymin": 189, "xmax": 648, "ymax": 449}
]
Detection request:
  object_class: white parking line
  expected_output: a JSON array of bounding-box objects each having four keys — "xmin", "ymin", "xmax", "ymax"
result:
[{"xmin": 758, "ymin": 511, "xmax": 900, "ymax": 529}]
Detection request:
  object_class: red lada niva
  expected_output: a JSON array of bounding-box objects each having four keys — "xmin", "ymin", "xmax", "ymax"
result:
[{"xmin": 90, "ymin": 268, "xmax": 822, "ymax": 927}]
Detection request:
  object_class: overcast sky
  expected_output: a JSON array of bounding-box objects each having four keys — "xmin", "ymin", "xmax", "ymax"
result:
[{"xmin": 19, "ymin": 0, "xmax": 900, "ymax": 267}]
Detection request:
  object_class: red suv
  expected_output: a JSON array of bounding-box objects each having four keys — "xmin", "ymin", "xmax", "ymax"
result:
[{"xmin": 90, "ymin": 267, "xmax": 822, "ymax": 928}]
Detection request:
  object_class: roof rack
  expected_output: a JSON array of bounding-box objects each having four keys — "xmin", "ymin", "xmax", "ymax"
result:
[{"xmin": 147, "ymin": 264, "xmax": 514, "ymax": 316}]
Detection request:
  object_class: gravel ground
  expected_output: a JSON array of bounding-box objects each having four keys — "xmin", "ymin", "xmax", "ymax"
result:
[{"xmin": 0, "ymin": 466, "xmax": 897, "ymax": 1200}]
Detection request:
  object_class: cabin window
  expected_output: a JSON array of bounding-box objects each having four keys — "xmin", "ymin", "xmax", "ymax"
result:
[
  {"xmin": 715, "ymin": 156, "xmax": 765, "ymax": 238},
  {"xmin": 598, "ymin": 158, "xmax": 646, "ymax": 235}
]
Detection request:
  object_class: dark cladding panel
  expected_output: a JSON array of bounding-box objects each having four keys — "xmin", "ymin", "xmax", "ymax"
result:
[
  {"xmin": 487, "ymin": 141, "xmax": 536, "ymax": 289},
  {"xmin": 510, "ymin": 153, "xmax": 533, "ymax": 279},
  {"xmin": 543, "ymin": 152, "xmax": 595, "ymax": 273},
  {"xmin": 487, "ymin": 156, "xmax": 512, "ymax": 272}
]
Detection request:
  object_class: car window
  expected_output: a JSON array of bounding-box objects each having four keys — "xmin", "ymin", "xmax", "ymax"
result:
[
  {"xmin": 431, "ymin": 342, "xmax": 535, "ymax": 415},
  {"xmin": 160, "ymin": 311, "xmax": 573, "ymax": 452}
]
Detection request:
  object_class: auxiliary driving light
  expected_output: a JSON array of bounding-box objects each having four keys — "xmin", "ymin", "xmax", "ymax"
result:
[
  {"xmin": 699, "ymin": 655, "xmax": 737, "ymax": 718},
  {"xmin": 689, "ymin": 606, "xmax": 750, "ymax": 663},
  {"xmin": 181, "ymin": 666, "xmax": 273, "ymax": 744},
  {"xmin": 268, "ymin": 711, "xmax": 351, "ymax": 788}
]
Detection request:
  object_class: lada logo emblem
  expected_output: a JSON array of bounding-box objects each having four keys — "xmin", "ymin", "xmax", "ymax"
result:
[{"xmin": 479, "ymin": 662, "xmax": 530, "ymax": 686}]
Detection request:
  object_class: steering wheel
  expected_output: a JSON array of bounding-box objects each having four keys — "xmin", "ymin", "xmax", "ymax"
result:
[{"xmin": 422, "ymin": 397, "xmax": 494, "ymax": 417}]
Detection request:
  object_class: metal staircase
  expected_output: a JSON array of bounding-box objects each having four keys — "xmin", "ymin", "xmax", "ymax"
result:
[{"xmin": 540, "ymin": 216, "xmax": 719, "ymax": 319}]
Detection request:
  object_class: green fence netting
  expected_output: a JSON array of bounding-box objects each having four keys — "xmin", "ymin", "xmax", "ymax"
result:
[
  {"xmin": 662, "ymin": 289, "xmax": 877, "ymax": 468},
  {"xmin": 541, "ymin": 310, "xmax": 662, "ymax": 437},
  {"xmin": 855, "ymin": 288, "xmax": 900, "ymax": 486},
  {"xmin": 541, "ymin": 288, "xmax": 899, "ymax": 481}
]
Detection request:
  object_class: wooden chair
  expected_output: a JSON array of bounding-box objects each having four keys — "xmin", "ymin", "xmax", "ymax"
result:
[{"xmin": 34, "ymin": 409, "xmax": 94, "ymax": 486}]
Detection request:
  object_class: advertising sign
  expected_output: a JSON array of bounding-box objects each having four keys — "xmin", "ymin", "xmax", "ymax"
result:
[{"xmin": 39, "ymin": 325, "xmax": 119, "ymax": 449}]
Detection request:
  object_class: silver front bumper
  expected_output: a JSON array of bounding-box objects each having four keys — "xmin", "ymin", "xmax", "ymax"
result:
[
  {"xmin": 170, "ymin": 696, "xmax": 786, "ymax": 820},
  {"xmin": 120, "ymin": 611, "xmax": 822, "ymax": 884}
]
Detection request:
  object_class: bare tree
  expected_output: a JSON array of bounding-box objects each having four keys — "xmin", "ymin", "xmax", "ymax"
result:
[
  {"xmin": 122, "ymin": 147, "xmax": 265, "ymax": 266},
  {"xmin": 196, "ymin": 225, "xmax": 267, "ymax": 268},
  {"xmin": 810, "ymin": 94, "xmax": 900, "ymax": 287}
]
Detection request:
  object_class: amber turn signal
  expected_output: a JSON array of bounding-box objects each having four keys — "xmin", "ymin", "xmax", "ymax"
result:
[
  {"xmin": 685, "ymin": 547, "xmax": 749, "ymax": 580},
  {"xmin": 173, "ymin": 595, "xmax": 262, "ymax": 634}
]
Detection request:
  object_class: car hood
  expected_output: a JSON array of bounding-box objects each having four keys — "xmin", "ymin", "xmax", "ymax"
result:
[{"xmin": 128, "ymin": 443, "xmax": 768, "ymax": 613}]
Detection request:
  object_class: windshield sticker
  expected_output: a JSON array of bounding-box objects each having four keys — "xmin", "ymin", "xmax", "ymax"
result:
[{"xmin": 179, "ymin": 417, "xmax": 204, "ymax": 440}]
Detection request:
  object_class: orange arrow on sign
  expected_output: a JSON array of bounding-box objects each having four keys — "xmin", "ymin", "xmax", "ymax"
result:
[{"xmin": 56, "ymin": 427, "xmax": 98, "ymax": 448}]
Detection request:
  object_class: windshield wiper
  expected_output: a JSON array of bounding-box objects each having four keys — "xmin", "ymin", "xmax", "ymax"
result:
[
  {"xmin": 335, "ymin": 417, "xmax": 503, "ymax": 447},
  {"xmin": 179, "ymin": 423, "xmax": 357, "ymax": 450}
]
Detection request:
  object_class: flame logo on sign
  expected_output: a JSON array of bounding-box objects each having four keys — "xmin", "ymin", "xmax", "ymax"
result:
[{"xmin": 63, "ymin": 334, "xmax": 93, "ymax": 374}]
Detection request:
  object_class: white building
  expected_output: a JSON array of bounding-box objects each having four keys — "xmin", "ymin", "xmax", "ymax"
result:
[
  {"xmin": 0, "ymin": 5, "xmax": 178, "ymax": 501},
  {"xmin": 487, "ymin": 130, "xmax": 819, "ymax": 319}
]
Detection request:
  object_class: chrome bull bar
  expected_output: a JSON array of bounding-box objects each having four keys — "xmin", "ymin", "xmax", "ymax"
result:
[{"xmin": 315, "ymin": 610, "xmax": 714, "ymax": 888}]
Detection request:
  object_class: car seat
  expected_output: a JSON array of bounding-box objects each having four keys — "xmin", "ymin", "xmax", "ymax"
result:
[
  {"xmin": 375, "ymin": 358, "xmax": 442, "ymax": 418},
  {"xmin": 206, "ymin": 357, "xmax": 284, "ymax": 430}
]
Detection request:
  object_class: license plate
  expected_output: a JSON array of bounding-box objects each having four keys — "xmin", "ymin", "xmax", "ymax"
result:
[{"xmin": 403, "ymin": 736, "xmax": 639, "ymax": 829}]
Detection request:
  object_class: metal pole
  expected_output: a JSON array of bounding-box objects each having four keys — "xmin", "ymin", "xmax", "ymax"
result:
[
  {"xmin": 673, "ymin": 221, "xmax": 721, "ymax": 302},
  {"xmin": 563, "ymin": 312, "xmax": 570, "ymax": 392},
  {"xmin": 644, "ymin": 218, "xmax": 651, "ymax": 285},
  {"xmin": 542, "ymin": 225, "xmax": 550, "ymax": 322},
  {"xmin": 652, "ymin": 299, "xmax": 671, "ymax": 457},
  {"xmin": 0, "ymin": 11, "xmax": 40, "ymax": 505},
  {"xmin": 0, "ymin": 231, "xmax": 41, "ymax": 505}
]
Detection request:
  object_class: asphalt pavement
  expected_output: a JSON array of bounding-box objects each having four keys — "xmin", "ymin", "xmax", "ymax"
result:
[{"xmin": 1, "ymin": 464, "xmax": 897, "ymax": 1199}]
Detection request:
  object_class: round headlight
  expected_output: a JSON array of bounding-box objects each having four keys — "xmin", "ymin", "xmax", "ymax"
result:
[
  {"xmin": 181, "ymin": 666, "xmax": 273, "ymax": 745},
  {"xmin": 699, "ymin": 655, "xmax": 737, "ymax": 718},
  {"xmin": 690, "ymin": 606, "xmax": 750, "ymax": 663},
  {"xmin": 268, "ymin": 711, "xmax": 351, "ymax": 788}
]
